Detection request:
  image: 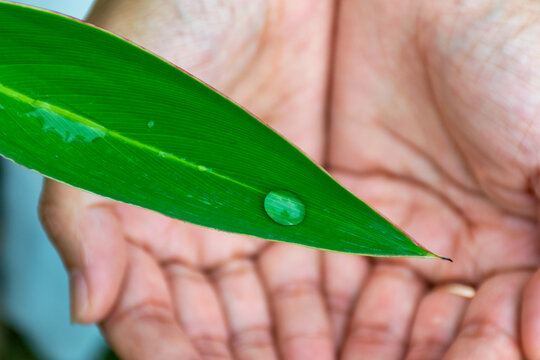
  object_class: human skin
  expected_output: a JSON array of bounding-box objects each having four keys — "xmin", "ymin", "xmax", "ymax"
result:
[{"xmin": 39, "ymin": 0, "xmax": 540, "ymax": 359}]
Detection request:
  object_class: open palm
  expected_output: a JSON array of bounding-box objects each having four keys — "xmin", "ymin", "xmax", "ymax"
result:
[{"xmin": 39, "ymin": 0, "xmax": 540, "ymax": 359}]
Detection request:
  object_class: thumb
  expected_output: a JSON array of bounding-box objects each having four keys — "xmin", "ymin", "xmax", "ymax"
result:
[{"xmin": 39, "ymin": 179, "xmax": 127, "ymax": 324}]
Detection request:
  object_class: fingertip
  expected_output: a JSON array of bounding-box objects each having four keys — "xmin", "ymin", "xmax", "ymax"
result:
[
  {"xmin": 39, "ymin": 181, "xmax": 128, "ymax": 324},
  {"xmin": 71, "ymin": 206, "xmax": 127, "ymax": 324}
]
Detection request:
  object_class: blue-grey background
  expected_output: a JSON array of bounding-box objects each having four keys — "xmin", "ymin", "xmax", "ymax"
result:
[{"xmin": 1, "ymin": 2, "xmax": 107, "ymax": 359}]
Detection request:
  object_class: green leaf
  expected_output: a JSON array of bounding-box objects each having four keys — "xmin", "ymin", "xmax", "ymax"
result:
[{"xmin": 0, "ymin": 2, "xmax": 445, "ymax": 259}]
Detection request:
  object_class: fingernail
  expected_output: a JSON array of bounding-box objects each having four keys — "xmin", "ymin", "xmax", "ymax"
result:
[{"xmin": 69, "ymin": 269, "xmax": 88, "ymax": 323}]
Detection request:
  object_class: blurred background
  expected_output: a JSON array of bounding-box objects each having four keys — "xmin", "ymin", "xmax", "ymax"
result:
[{"xmin": 0, "ymin": 1, "xmax": 116, "ymax": 359}]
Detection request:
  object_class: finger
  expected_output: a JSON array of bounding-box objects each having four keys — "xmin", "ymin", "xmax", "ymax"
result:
[
  {"xmin": 342, "ymin": 264, "xmax": 425, "ymax": 360},
  {"xmin": 259, "ymin": 245, "xmax": 333, "ymax": 360},
  {"xmin": 405, "ymin": 287, "xmax": 469, "ymax": 360},
  {"xmin": 443, "ymin": 272, "xmax": 529, "ymax": 360},
  {"xmin": 322, "ymin": 252, "xmax": 369, "ymax": 348},
  {"xmin": 102, "ymin": 245, "xmax": 199, "ymax": 360},
  {"xmin": 39, "ymin": 179, "xmax": 127, "ymax": 323},
  {"xmin": 213, "ymin": 259, "xmax": 278, "ymax": 360},
  {"xmin": 523, "ymin": 268, "xmax": 540, "ymax": 359},
  {"xmin": 164, "ymin": 261, "xmax": 232, "ymax": 359}
]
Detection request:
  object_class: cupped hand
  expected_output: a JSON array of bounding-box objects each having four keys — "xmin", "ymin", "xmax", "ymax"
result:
[{"xmin": 39, "ymin": 0, "xmax": 540, "ymax": 359}]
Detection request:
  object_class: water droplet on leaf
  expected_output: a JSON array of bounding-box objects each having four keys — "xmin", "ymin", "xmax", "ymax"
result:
[
  {"xmin": 28, "ymin": 108, "xmax": 105, "ymax": 143},
  {"xmin": 264, "ymin": 190, "xmax": 305, "ymax": 226},
  {"xmin": 147, "ymin": 120, "xmax": 155, "ymax": 128}
]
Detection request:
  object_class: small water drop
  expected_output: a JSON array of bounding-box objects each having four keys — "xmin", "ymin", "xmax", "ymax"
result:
[
  {"xmin": 264, "ymin": 190, "xmax": 305, "ymax": 226},
  {"xmin": 147, "ymin": 120, "xmax": 155, "ymax": 129}
]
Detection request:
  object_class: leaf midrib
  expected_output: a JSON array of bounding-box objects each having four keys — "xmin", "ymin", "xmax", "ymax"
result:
[{"xmin": 0, "ymin": 83, "xmax": 262, "ymax": 194}]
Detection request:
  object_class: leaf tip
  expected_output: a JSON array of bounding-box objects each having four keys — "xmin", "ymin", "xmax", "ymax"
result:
[{"xmin": 421, "ymin": 248, "xmax": 453, "ymax": 262}]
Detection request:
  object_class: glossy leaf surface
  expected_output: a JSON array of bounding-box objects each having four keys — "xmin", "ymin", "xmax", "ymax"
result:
[{"xmin": 0, "ymin": 2, "xmax": 442, "ymax": 258}]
